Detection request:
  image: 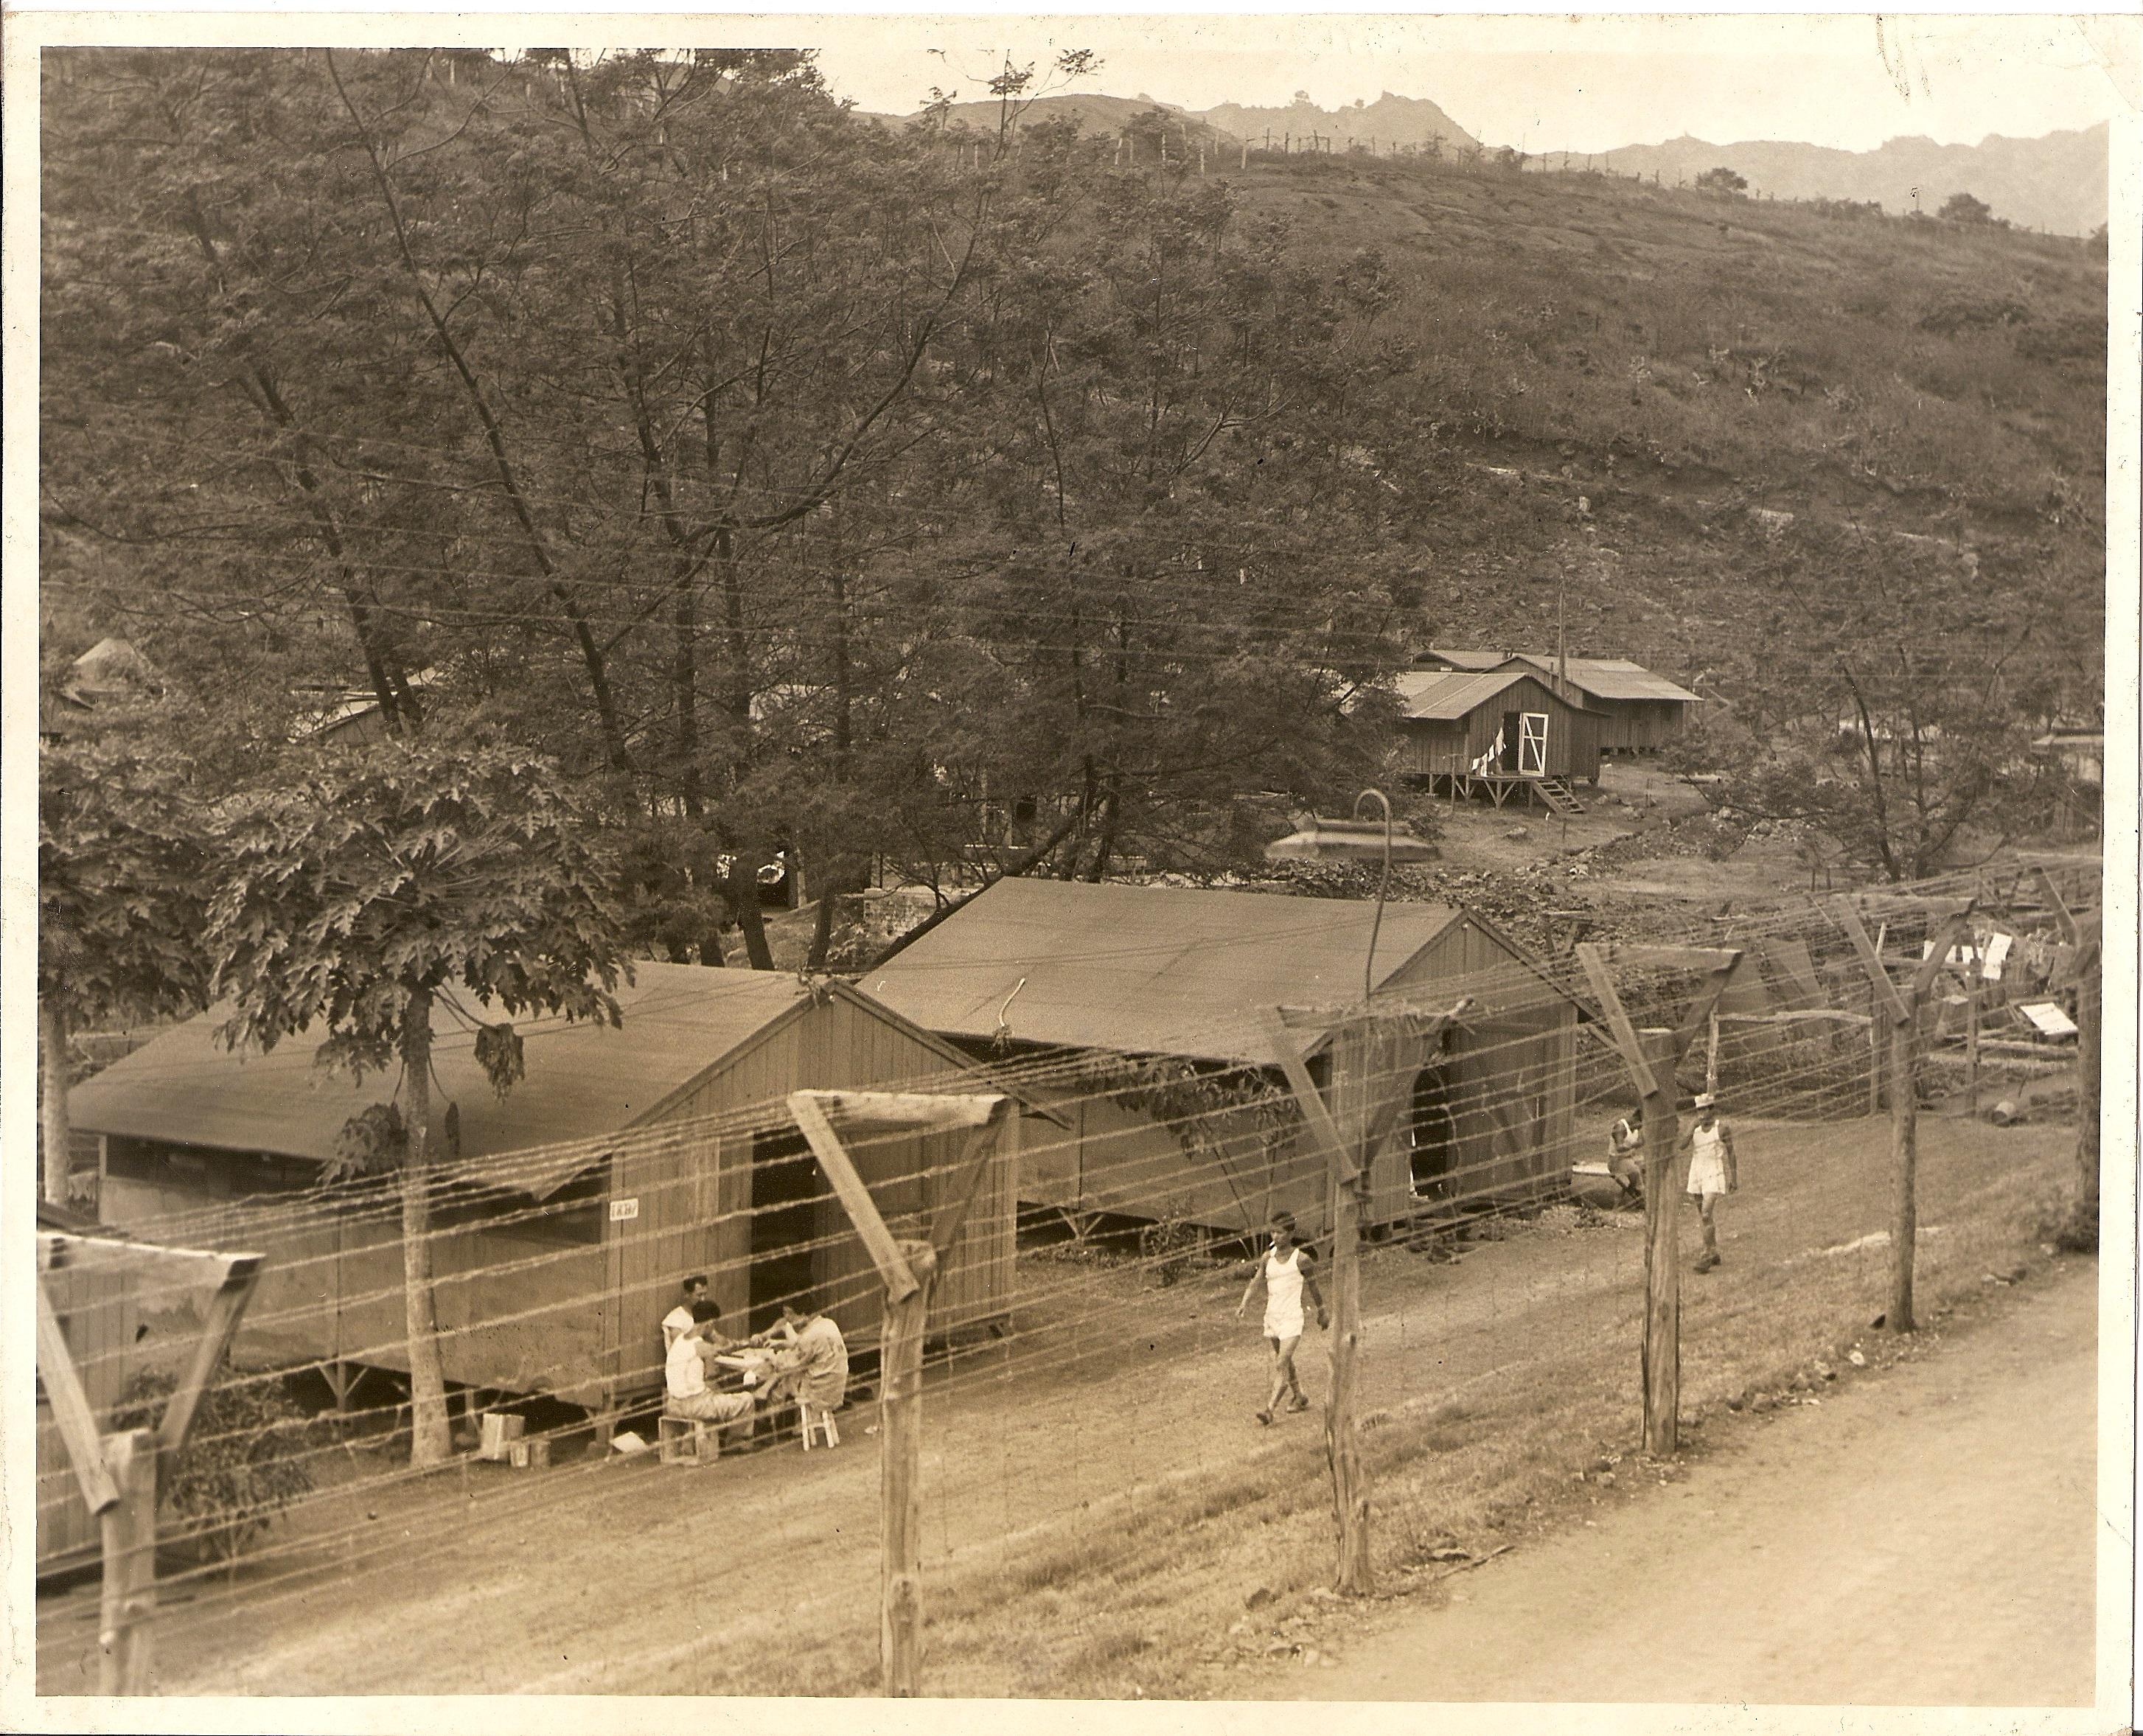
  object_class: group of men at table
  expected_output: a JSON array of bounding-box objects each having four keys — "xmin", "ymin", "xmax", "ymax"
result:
[{"xmin": 661, "ymin": 1273, "xmax": 850, "ymax": 1441}]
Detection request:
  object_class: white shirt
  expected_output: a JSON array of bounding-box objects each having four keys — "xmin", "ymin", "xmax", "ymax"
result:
[
  {"xmin": 1262, "ymin": 1247, "xmax": 1309, "ymax": 1339},
  {"xmin": 665, "ymin": 1332, "xmax": 708, "ymax": 1401}
]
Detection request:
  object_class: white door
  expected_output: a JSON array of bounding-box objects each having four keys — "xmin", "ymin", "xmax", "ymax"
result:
[{"xmin": 1518, "ymin": 713, "xmax": 1548, "ymax": 776}]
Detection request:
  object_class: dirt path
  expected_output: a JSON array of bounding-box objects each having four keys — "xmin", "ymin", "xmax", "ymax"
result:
[
  {"xmin": 1265, "ymin": 1260, "xmax": 2100, "ymax": 1707},
  {"xmin": 32, "ymin": 1114, "xmax": 2080, "ymax": 1698}
]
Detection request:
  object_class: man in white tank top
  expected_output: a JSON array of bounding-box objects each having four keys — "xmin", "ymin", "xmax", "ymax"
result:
[
  {"xmin": 1682, "ymin": 1094, "xmax": 1738, "ymax": 1272},
  {"xmin": 1236, "ymin": 1211, "xmax": 1328, "ymax": 1426}
]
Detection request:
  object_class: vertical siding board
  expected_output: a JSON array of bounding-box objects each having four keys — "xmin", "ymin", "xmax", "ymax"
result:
[{"xmin": 86, "ymin": 989, "xmax": 1022, "ymax": 1412}]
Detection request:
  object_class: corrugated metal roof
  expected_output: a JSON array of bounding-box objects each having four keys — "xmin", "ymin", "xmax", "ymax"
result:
[
  {"xmin": 864, "ymin": 879, "xmax": 1465, "ymax": 1064},
  {"xmin": 1393, "ymin": 668, "xmax": 1539, "ymax": 720},
  {"xmin": 70, "ymin": 963, "xmax": 815, "ymax": 1175},
  {"xmin": 1522, "ymin": 656, "xmax": 1701, "ymax": 705}
]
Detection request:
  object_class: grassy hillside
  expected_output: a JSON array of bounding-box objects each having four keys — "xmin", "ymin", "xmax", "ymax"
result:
[{"xmin": 1225, "ymin": 150, "xmax": 2107, "ymax": 714}]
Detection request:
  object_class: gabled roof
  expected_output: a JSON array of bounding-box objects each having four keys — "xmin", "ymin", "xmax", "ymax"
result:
[
  {"xmin": 1412, "ymin": 649, "xmax": 1700, "ymax": 706},
  {"xmin": 1393, "ymin": 667, "xmax": 1599, "ymax": 722},
  {"xmin": 70, "ymin": 964, "xmax": 820, "ymax": 1187},
  {"xmin": 72, "ymin": 966, "xmax": 1057, "ymax": 1197},
  {"xmin": 863, "ymin": 878, "xmax": 1470, "ymax": 1065}
]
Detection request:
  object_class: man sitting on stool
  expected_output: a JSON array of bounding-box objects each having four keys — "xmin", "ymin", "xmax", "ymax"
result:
[
  {"xmin": 666, "ymin": 1300, "xmax": 757, "ymax": 1435},
  {"xmin": 662, "ymin": 1274, "xmax": 711, "ymax": 1350},
  {"xmin": 754, "ymin": 1300, "xmax": 849, "ymax": 1440}
]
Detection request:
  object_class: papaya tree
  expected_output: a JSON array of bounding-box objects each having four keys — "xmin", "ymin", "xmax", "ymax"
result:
[
  {"xmin": 203, "ymin": 739, "xmax": 627, "ymax": 1466},
  {"xmin": 38, "ymin": 725, "xmax": 210, "ymax": 1202}
]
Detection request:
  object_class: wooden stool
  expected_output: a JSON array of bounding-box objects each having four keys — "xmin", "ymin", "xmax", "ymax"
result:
[
  {"xmin": 658, "ymin": 1413, "xmax": 717, "ymax": 1465},
  {"xmin": 798, "ymin": 1403, "xmax": 839, "ymax": 1451}
]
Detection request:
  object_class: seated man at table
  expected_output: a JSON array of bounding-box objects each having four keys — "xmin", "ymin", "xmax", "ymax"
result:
[
  {"xmin": 661, "ymin": 1274, "xmax": 711, "ymax": 1350},
  {"xmin": 757, "ymin": 1300, "xmax": 850, "ymax": 1430},
  {"xmin": 665, "ymin": 1301, "xmax": 756, "ymax": 1431}
]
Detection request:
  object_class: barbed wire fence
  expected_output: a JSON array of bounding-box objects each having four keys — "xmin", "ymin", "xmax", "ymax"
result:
[{"xmin": 34, "ymin": 853, "xmax": 2102, "ymax": 1694}]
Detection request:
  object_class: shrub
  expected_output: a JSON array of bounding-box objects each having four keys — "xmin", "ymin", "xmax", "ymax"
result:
[
  {"xmin": 1138, "ymin": 1215, "xmax": 1202, "ymax": 1287},
  {"xmin": 111, "ymin": 1368, "xmax": 316, "ymax": 1562}
]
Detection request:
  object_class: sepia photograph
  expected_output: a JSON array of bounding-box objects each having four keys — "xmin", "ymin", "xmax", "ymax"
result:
[{"xmin": 2, "ymin": 10, "xmax": 2136, "ymax": 1729}]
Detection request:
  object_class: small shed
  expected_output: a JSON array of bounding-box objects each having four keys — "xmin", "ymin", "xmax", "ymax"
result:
[
  {"xmin": 71, "ymin": 967, "xmax": 1049, "ymax": 1415},
  {"xmin": 865, "ymin": 879, "xmax": 1583, "ymax": 1236},
  {"xmin": 1393, "ymin": 668, "xmax": 1603, "ymax": 808}
]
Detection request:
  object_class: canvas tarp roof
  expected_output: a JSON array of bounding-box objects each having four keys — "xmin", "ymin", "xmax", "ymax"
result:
[
  {"xmin": 863, "ymin": 878, "xmax": 1468, "ymax": 1065},
  {"xmin": 69, "ymin": 963, "xmax": 816, "ymax": 1197}
]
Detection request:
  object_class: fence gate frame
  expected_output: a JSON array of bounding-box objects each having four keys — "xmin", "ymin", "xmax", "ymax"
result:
[
  {"xmin": 35, "ymin": 1231, "xmax": 262, "ymax": 1694},
  {"xmin": 785, "ymin": 1087, "xmax": 1009, "ymax": 1697}
]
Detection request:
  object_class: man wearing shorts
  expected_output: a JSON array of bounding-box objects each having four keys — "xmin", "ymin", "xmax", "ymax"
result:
[
  {"xmin": 1235, "ymin": 1211, "xmax": 1328, "ymax": 1426},
  {"xmin": 1682, "ymin": 1093, "xmax": 1737, "ymax": 1272}
]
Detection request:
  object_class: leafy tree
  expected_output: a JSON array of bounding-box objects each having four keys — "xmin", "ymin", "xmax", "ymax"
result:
[
  {"xmin": 1694, "ymin": 167, "xmax": 1748, "ymax": 197},
  {"xmin": 38, "ymin": 725, "xmax": 209, "ymax": 1202},
  {"xmin": 203, "ymin": 739, "xmax": 626, "ymax": 1465},
  {"xmin": 1938, "ymin": 190, "xmax": 1993, "ymax": 224},
  {"xmin": 1707, "ymin": 525, "xmax": 2069, "ymax": 880}
]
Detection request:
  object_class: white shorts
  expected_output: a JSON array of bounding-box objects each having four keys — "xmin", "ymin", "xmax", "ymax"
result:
[
  {"xmin": 1685, "ymin": 1151, "xmax": 1729, "ymax": 1199},
  {"xmin": 1264, "ymin": 1309, "xmax": 1304, "ymax": 1342}
]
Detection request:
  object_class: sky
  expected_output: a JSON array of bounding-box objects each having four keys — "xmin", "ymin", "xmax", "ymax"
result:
[
  {"xmin": 791, "ymin": 14, "xmax": 2136, "ymax": 153},
  {"xmin": 2, "ymin": 8, "xmax": 2132, "ymax": 153}
]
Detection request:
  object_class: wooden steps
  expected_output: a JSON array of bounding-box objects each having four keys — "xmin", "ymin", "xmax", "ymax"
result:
[{"xmin": 1536, "ymin": 777, "xmax": 1586, "ymax": 816}]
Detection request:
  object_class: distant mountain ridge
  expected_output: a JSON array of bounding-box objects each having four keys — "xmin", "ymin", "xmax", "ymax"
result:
[
  {"xmin": 876, "ymin": 85, "xmax": 2105, "ymax": 237},
  {"xmin": 1597, "ymin": 125, "xmax": 2108, "ymax": 235},
  {"xmin": 1199, "ymin": 91, "xmax": 1480, "ymax": 154}
]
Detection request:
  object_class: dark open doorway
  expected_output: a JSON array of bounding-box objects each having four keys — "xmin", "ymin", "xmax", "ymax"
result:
[
  {"xmin": 1408, "ymin": 1066, "xmax": 1458, "ymax": 1202},
  {"xmin": 749, "ymin": 1126, "xmax": 819, "ymax": 1334}
]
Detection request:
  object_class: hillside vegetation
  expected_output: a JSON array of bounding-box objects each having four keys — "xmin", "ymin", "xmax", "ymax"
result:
[{"xmin": 39, "ymin": 50, "xmax": 2105, "ymax": 937}]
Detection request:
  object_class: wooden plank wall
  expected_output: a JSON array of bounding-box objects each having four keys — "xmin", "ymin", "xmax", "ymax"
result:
[
  {"xmin": 1398, "ymin": 677, "xmax": 1600, "ymax": 783},
  {"xmin": 607, "ymin": 991, "xmax": 1023, "ymax": 1391}
]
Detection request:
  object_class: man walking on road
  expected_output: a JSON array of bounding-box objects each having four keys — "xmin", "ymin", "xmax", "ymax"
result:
[
  {"xmin": 1236, "ymin": 1211, "xmax": 1328, "ymax": 1425},
  {"xmin": 1684, "ymin": 1093, "xmax": 1737, "ymax": 1272}
]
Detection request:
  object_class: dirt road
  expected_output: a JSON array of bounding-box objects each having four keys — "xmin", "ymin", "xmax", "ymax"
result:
[{"xmin": 1270, "ymin": 1261, "xmax": 2100, "ymax": 1707}]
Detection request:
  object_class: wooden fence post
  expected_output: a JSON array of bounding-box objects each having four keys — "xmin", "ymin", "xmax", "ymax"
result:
[
  {"xmin": 1830, "ymin": 902, "xmax": 1970, "ymax": 1332},
  {"xmin": 1964, "ymin": 957, "xmax": 1982, "ymax": 1118},
  {"xmin": 98, "ymin": 1427, "xmax": 158, "ymax": 1695},
  {"xmin": 1325, "ymin": 1018, "xmax": 1373, "ymax": 1595},
  {"xmin": 1639, "ymin": 1027, "xmax": 1682, "ymax": 1454},
  {"xmin": 881, "ymin": 1240, "xmax": 936, "ymax": 1696},
  {"xmin": 1887, "ymin": 1005, "xmax": 1920, "ymax": 1331}
]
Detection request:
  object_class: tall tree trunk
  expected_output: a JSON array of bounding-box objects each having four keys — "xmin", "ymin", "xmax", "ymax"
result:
[
  {"xmin": 1081, "ymin": 774, "xmax": 1123, "ymax": 883},
  {"xmin": 397, "ymin": 985, "xmax": 453, "ymax": 1466},
  {"xmin": 728, "ymin": 851, "xmax": 776, "ymax": 970},
  {"xmin": 40, "ymin": 999, "xmax": 72, "ymax": 1206},
  {"xmin": 807, "ymin": 867, "xmax": 843, "ymax": 972}
]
